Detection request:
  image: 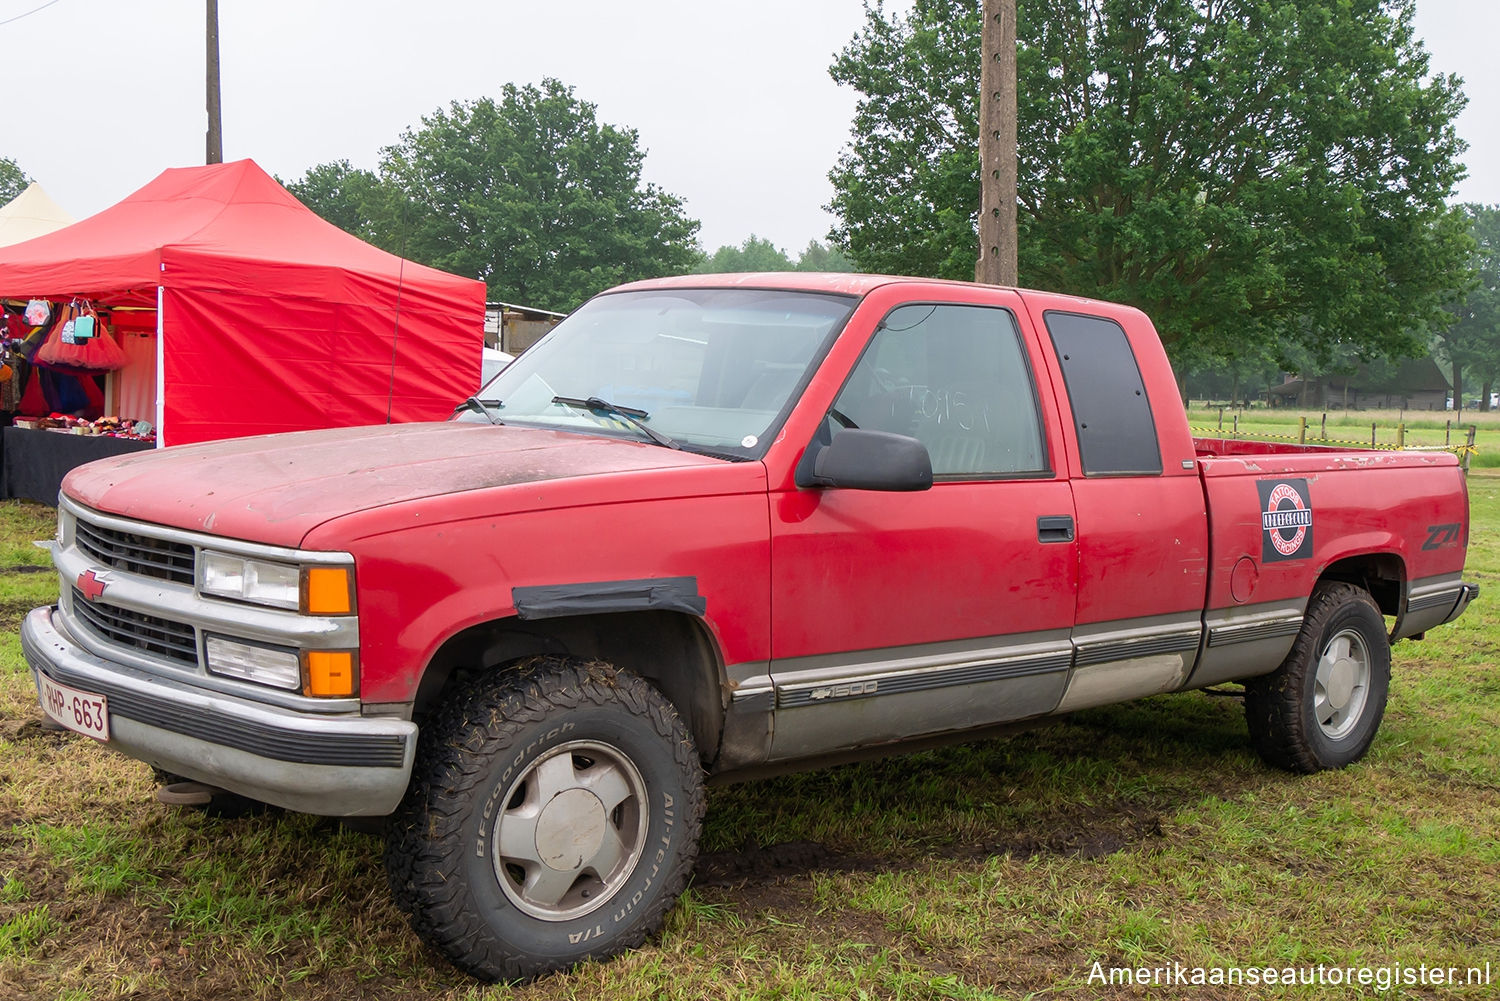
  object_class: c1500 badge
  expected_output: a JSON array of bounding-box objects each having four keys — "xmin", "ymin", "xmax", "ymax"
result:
[
  {"xmin": 1257, "ymin": 478, "xmax": 1313, "ymax": 562},
  {"xmin": 809, "ymin": 680, "xmax": 878, "ymax": 701}
]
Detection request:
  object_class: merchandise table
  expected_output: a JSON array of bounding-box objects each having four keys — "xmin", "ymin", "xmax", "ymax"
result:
[{"xmin": 0, "ymin": 426, "xmax": 153, "ymax": 505}]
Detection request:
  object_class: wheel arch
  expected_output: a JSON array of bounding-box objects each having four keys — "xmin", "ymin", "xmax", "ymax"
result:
[
  {"xmin": 1316, "ymin": 552, "xmax": 1405, "ymax": 617},
  {"xmin": 412, "ymin": 610, "xmax": 728, "ymax": 762}
]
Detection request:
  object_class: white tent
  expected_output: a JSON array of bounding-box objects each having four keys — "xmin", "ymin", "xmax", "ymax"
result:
[{"xmin": 0, "ymin": 182, "xmax": 76, "ymax": 247}]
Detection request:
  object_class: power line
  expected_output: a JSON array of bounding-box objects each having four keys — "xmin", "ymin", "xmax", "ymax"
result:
[{"xmin": 0, "ymin": 0, "xmax": 63, "ymax": 28}]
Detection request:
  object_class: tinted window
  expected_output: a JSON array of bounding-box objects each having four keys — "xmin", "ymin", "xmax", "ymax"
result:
[
  {"xmin": 1044, "ymin": 311, "xmax": 1162, "ymax": 475},
  {"xmin": 831, "ymin": 304, "xmax": 1047, "ymax": 478}
]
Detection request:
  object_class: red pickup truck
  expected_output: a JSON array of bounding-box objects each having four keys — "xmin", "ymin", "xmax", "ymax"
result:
[{"xmin": 24, "ymin": 274, "xmax": 1475, "ymax": 980}]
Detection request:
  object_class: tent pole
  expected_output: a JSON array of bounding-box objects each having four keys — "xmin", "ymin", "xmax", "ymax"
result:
[{"xmin": 155, "ymin": 286, "xmax": 165, "ymax": 448}]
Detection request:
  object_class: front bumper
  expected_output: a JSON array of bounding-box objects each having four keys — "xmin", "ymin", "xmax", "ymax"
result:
[{"xmin": 23, "ymin": 605, "xmax": 416, "ymax": 816}]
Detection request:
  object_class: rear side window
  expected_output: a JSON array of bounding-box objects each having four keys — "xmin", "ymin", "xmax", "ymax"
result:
[{"xmin": 1043, "ymin": 311, "xmax": 1162, "ymax": 476}]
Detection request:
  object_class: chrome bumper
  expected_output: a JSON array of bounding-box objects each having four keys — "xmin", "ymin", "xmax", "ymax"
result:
[
  {"xmin": 23, "ymin": 605, "xmax": 416, "ymax": 816},
  {"xmin": 1442, "ymin": 582, "xmax": 1480, "ymax": 625}
]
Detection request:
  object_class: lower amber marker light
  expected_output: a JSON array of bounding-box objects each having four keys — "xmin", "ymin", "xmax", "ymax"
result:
[{"xmin": 304, "ymin": 650, "xmax": 358, "ymax": 697}]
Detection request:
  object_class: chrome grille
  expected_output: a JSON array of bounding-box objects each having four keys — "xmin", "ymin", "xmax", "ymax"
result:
[
  {"xmin": 73, "ymin": 516, "xmax": 195, "ymax": 585},
  {"xmin": 70, "ymin": 589, "xmax": 199, "ymax": 668}
]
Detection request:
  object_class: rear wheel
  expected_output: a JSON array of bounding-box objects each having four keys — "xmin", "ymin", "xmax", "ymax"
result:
[
  {"xmin": 384, "ymin": 657, "xmax": 704, "ymax": 981},
  {"xmin": 1244, "ymin": 583, "xmax": 1391, "ymax": 772}
]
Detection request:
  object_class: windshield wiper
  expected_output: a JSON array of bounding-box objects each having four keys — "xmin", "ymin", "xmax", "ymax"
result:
[
  {"xmin": 453, "ymin": 397, "xmax": 503, "ymax": 424},
  {"xmin": 551, "ymin": 395, "xmax": 681, "ymax": 450}
]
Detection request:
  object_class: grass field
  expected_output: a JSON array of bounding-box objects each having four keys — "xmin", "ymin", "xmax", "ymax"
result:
[{"xmin": 1, "ymin": 480, "xmax": 1497, "ymax": 1000}]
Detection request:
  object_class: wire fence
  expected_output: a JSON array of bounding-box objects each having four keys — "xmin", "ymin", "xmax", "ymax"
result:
[{"xmin": 1191, "ymin": 412, "xmax": 1479, "ymax": 470}]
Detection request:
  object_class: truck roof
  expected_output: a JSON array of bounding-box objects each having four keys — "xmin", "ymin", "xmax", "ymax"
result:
[
  {"xmin": 610, "ymin": 272, "xmax": 1147, "ymax": 321},
  {"xmin": 612, "ymin": 272, "xmax": 997, "ymax": 298}
]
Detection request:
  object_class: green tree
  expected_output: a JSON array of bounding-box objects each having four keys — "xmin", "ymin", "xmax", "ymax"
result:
[
  {"xmin": 694, "ymin": 236, "xmax": 857, "ymax": 273},
  {"xmin": 795, "ymin": 239, "xmax": 855, "ymax": 272},
  {"xmin": 288, "ymin": 80, "xmax": 700, "ymax": 312},
  {"xmin": 1431, "ymin": 205, "xmax": 1500, "ymax": 414},
  {"xmin": 0, "ymin": 156, "xmax": 30, "ymax": 203},
  {"xmin": 381, "ymin": 79, "xmax": 699, "ymax": 311},
  {"xmin": 695, "ymin": 234, "xmax": 796, "ymax": 273},
  {"xmin": 283, "ymin": 160, "xmax": 392, "ymax": 245},
  {"xmin": 828, "ymin": 0, "xmax": 1473, "ymax": 370}
]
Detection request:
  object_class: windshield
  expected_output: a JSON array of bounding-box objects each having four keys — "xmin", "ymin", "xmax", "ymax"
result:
[{"xmin": 457, "ymin": 287, "xmax": 855, "ymax": 457}]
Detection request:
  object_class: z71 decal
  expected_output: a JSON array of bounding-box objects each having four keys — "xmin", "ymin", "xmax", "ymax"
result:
[
  {"xmin": 1423, "ymin": 523, "xmax": 1464, "ymax": 551},
  {"xmin": 1257, "ymin": 478, "xmax": 1314, "ymax": 562}
]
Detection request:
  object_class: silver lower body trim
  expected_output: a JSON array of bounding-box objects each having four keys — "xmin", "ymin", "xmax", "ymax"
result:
[
  {"xmin": 765, "ymin": 631, "xmax": 1073, "ymax": 761},
  {"xmin": 22, "ymin": 606, "xmax": 415, "ymax": 817},
  {"xmin": 1057, "ymin": 613, "xmax": 1202, "ymax": 712},
  {"xmin": 1186, "ymin": 600, "xmax": 1306, "ymax": 689}
]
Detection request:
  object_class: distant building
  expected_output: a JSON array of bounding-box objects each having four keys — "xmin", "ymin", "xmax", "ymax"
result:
[
  {"xmin": 1267, "ymin": 358, "xmax": 1451, "ymax": 411},
  {"xmin": 484, "ymin": 301, "xmax": 566, "ymax": 355}
]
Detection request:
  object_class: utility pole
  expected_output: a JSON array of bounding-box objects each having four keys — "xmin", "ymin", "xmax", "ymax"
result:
[
  {"xmin": 975, "ymin": 0, "xmax": 1018, "ymax": 286},
  {"xmin": 206, "ymin": 0, "xmax": 223, "ymax": 164}
]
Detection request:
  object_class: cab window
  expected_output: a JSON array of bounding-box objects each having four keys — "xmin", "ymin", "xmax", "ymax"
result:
[{"xmin": 831, "ymin": 304, "xmax": 1048, "ymax": 478}]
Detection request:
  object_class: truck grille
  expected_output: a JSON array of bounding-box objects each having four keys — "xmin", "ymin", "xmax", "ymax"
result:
[
  {"xmin": 70, "ymin": 589, "xmax": 199, "ymax": 669},
  {"xmin": 74, "ymin": 517, "xmax": 196, "ymax": 586}
]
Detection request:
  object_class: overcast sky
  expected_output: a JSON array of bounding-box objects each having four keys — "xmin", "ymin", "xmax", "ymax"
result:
[{"xmin": 3, "ymin": 0, "xmax": 1496, "ymax": 261}]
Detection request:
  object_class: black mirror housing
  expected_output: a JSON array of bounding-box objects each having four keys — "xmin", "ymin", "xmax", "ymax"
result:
[{"xmin": 800, "ymin": 429, "xmax": 933, "ymax": 491}]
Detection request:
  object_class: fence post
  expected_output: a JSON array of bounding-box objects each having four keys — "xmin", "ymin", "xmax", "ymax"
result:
[
  {"xmin": 1218, "ymin": 406, "xmax": 1224, "ymax": 431},
  {"xmin": 1298, "ymin": 417, "xmax": 1308, "ymax": 445},
  {"xmin": 1397, "ymin": 422, "xmax": 1406, "ymax": 448},
  {"xmin": 1371, "ymin": 423, "xmax": 1377, "ymax": 448},
  {"xmin": 1446, "ymin": 419, "xmax": 1452, "ymax": 446},
  {"xmin": 1465, "ymin": 425, "xmax": 1477, "ymax": 475},
  {"xmin": 1321, "ymin": 412, "xmax": 1327, "ymax": 440},
  {"xmin": 1233, "ymin": 414, "xmax": 1239, "ymax": 435}
]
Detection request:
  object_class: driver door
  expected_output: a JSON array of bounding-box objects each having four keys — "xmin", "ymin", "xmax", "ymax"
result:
[{"xmin": 767, "ymin": 298, "xmax": 1078, "ymax": 760}]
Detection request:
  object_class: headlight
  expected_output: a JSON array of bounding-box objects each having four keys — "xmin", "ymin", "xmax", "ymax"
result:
[
  {"xmin": 205, "ymin": 635, "xmax": 301, "ymax": 690},
  {"xmin": 199, "ymin": 553, "xmax": 356, "ymax": 614},
  {"xmin": 201, "ymin": 552, "xmax": 300, "ymax": 609}
]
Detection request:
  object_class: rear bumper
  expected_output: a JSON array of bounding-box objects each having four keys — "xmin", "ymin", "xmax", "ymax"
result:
[
  {"xmin": 1442, "ymin": 582, "xmax": 1480, "ymax": 625},
  {"xmin": 22, "ymin": 605, "xmax": 415, "ymax": 816},
  {"xmin": 1395, "ymin": 576, "xmax": 1480, "ymax": 640}
]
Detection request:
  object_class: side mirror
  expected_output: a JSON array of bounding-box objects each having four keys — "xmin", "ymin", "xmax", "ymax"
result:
[{"xmin": 798, "ymin": 429, "xmax": 933, "ymax": 491}]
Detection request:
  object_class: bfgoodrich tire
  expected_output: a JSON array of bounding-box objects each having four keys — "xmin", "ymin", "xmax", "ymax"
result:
[
  {"xmin": 1244, "ymin": 583, "xmax": 1391, "ymax": 773},
  {"xmin": 384, "ymin": 657, "xmax": 705, "ymax": 981}
]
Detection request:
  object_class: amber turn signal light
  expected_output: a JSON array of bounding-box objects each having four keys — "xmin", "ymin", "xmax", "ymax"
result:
[
  {"xmin": 303, "ymin": 566, "xmax": 354, "ymax": 615},
  {"xmin": 304, "ymin": 650, "xmax": 358, "ymax": 698}
]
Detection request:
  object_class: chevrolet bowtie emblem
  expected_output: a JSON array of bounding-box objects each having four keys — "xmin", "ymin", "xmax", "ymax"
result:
[{"xmin": 77, "ymin": 569, "xmax": 109, "ymax": 602}]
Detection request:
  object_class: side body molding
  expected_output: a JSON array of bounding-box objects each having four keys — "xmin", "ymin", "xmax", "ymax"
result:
[{"xmin": 512, "ymin": 577, "xmax": 707, "ymax": 620}]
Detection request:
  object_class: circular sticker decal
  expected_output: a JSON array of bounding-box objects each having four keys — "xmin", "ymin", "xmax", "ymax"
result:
[
  {"xmin": 1258, "ymin": 478, "xmax": 1314, "ymax": 561},
  {"xmin": 741, "ymin": 435, "xmax": 758, "ymax": 449}
]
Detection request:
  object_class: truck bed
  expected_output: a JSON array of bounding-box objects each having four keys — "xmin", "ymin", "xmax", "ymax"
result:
[
  {"xmin": 1193, "ymin": 435, "xmax": 1459, "ymax": 462},
  {"xmin": 1190, "ymin": 435, "xmax": 1469, "ymax": 650}
]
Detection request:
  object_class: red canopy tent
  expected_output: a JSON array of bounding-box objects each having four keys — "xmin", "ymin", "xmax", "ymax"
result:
[{"xmin": 0, "ymin": 159, "xmax": 484, "ymax": 446}]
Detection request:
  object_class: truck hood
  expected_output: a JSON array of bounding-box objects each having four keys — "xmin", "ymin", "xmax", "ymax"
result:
[{"xmin": 62, "ymin": 423, "xmax": 729, "ymax": 547}]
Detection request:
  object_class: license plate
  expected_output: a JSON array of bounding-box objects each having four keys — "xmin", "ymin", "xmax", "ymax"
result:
[{"xmin": 38, "ymin": 673, "xmax": 110, "ymax": 741}]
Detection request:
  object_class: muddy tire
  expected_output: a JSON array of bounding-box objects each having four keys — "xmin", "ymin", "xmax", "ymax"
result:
[
  {"xmin": 1244, "ymin": 583, "xmax": 1390, "ymax": 773},
  {"xmin": 384, "ymin": 657, "xmax": 704, "ymax": 982}
]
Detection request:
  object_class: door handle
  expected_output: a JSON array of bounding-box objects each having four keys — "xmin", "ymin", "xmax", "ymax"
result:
[{"xmin": 1037, "ymin": 515, "xmax": 1075, "ymax": 543}]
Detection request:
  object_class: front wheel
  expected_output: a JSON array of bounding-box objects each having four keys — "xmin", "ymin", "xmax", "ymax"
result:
[
  {"xmin": 385, "ymin": 657, "xmax": 705, "ymax": 981},
  {"xmin": 1244, "ymin": 582, "xmax": 1391, "ymax": 773}
]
